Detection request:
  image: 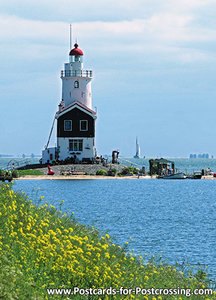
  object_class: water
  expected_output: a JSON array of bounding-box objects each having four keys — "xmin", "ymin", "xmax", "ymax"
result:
[{"xmin": 13, "ymin": 178, "xmax": 216, "ymax": 280}]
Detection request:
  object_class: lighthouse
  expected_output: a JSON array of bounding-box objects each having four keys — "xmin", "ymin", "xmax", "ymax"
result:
[{"xmin": 42, "ymin": 42, "xmax": 97, "ymax": 164}]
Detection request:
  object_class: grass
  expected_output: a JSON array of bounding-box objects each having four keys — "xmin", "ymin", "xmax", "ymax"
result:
[
  {"xmin": 0, "ymin": 183, "xmax": 215, "ymax": 299},
  {"xmin": 17, "ymin": 169, "xmax": 44, "ymax": 176}
]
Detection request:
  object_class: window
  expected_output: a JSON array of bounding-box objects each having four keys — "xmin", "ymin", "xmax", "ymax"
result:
[
  {"xmin": 80, "ymin": 120, "xmax": 88, "ymax": 131},
  {"xmin": 69, "ymin": 139, "xmax": 83, "ymax": 151},
  {"xmin": 64, "ymin": 120, "xmax": 72, "ymax": 131},
  {"xmin": 74, "ymin": 81, "xmax": 79, "ymax": 88}
]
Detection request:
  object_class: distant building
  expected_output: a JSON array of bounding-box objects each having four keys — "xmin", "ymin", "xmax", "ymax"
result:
[{"xmin": 189, "ymin": 153, "xmax": 210, "ymax": 159}]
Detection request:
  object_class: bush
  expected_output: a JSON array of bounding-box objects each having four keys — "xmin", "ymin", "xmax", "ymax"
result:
[
  {"xmin": 107, "ymin": 168, "xmax": 117, "ymax": 176},
  {"xmin": 111, "ymin": 168, "xmax": 117, "ymax": 175},
  {"xmin": 0, "ymin": 169, "xmax": 5, "ymax": 176},
  {"xmin": 120, "ymin": 166, "xmax": 139, "ymax": 175},
  {"xmin": 12, "ymin": 170, "xmax": 19, "ymax": 178},
  {"xmin": 96, "ymin": 169, "xmax": 107, "ymax": 176}
]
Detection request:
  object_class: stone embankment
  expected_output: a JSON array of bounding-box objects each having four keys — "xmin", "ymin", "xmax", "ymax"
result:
[{"xmin": 37, "ymin": 163, "xmax": 127, "ymax": 176}]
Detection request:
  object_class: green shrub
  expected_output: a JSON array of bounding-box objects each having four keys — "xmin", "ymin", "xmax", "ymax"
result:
[
  {"xmin": 96, "ymin": 169, "xmax": 107, "ymax": 176},
  {"xmin": 111, "ymin": 168, "xmax": 117, "ymax": 175},
  {"xmin": 107, "ymin": 168, "xmax": 117, "ymax": 176},
  {"xmin": 0, "ymin": 169, "xmax": 5, "ymax": 176},
  {"xmin": 121, "ymin": 166, "xmax": 138, "ymax": 175},
  {"xmin": 12, "ymin": 170, "xmax": 19, "ymax": 178}
]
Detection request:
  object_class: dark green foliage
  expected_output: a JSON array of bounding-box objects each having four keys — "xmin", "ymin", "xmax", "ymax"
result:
[
  {"xmin": 96, "ymin": 169, "xmax": 107, "ymax": 176},
  {"xmin": 120, "ymin": 166, "xmax": 138, "ymax": 175}
]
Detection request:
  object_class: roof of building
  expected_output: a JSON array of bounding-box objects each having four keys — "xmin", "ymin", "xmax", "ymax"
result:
[
  {"xmin": 56, "ymin": 101, "xmax": 96, "ymax": 118},
  {"xmin": 69, "ymin": 43, "xmax": 83, "ymax": 56}
]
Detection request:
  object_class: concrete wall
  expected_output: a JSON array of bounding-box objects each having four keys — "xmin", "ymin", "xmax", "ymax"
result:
[
  {"xmin": 62, "ymin": 77, "xmax": 92, "ymax": 109},
  {"xmin": 57, "ymin": 137, "xmax": 95, "ymax": 161},
  {"xmin": 42, "ymin": 147, "xmax": 57, "ymax": 164}
]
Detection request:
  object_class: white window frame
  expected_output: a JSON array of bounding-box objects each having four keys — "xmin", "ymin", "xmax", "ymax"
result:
[
  {"xmin": 64, "ymin": 120, "xmax": 72, "ymax": 131},
  {"xmin": 80, "ymin": 120, "xmax": 88, "ymax": 131},
  {"xmin": 69, "ymin": 139, "xmax": 83, "ymax": 152}
]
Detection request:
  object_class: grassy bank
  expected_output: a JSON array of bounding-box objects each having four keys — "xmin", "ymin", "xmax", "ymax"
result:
[
  {"xmin": 0, "ymin": 183, "xmax": 215, "ymax": 299},
  {"xmin": 17, "ymin": 169, "xmax": 44, "ymax": 176}
]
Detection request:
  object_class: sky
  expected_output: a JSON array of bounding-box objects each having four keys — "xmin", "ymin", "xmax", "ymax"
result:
[{"xmin": 1, "ymin": 0, "xmax": 216, "ymax": 157}]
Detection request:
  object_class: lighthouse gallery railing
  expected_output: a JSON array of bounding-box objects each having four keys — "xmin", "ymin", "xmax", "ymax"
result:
[{"xmin": 61, "ymin": 70, "xmax": 93, "ymax": 78}]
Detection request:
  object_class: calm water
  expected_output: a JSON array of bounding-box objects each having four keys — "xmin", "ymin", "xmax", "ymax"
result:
[{"xmin": 14, "ymin": 179, "xmax": 216, "ymax": 280}]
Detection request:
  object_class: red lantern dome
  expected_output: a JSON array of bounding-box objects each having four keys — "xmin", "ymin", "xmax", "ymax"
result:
[{"xmin": 69, "ymin": 43, "xmax": 84, "ymax": 56}]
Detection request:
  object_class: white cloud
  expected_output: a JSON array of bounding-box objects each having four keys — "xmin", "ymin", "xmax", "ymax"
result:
[
  {"xmin": 163, "ymin": 0, "xmax": 215, "ymax": 12},
  {"xmin": 0, "ymin": 6, "xmax": 216, "ymax": 64},
  {"xmin": 0, "ymin": 13, "xmax": 214, "ymax": 43},
  {"xmin": 0, "ymin": 0, "xmax": 214, "ymax": 25},
  {"xmin": 0, "ymin": 15, "xmax": 67, "ymax": 40}
]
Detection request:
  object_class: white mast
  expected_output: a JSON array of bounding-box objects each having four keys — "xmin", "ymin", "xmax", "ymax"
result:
[{"xmin": 134, "ymin": 137, "xmax": 140, "ymax": 158}]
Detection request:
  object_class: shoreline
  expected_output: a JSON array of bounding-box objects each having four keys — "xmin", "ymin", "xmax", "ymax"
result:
[
  {"xmin": 16, "ymin": 175, "xmax": 215, "ymax": 180},
  {"xmin": 17, "ymin": 175, "xmax": 153, "ymax": 180}
]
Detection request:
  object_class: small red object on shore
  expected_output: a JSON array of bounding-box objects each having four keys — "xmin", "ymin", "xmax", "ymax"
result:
[
  {"xmin": 213, "ymin": 173, "xmax": 216, "ymax": 178},
  {"xmin": 47, "ymin": 165, "xmax": 55, "ymax": 175}
]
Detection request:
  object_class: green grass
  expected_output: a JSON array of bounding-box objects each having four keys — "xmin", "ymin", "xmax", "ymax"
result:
[
  {"xmin": 17, "ymin": 169, "xmax": 44, "ymax": 176},
  {"xmin": 0, "ymin": 183, "xmax": 215, "ymax": 299}
]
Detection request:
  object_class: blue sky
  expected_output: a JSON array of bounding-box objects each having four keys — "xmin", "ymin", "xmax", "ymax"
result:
[{"xmin": 0, "ymin": 0, "xmax": 216, "ymax": 157}]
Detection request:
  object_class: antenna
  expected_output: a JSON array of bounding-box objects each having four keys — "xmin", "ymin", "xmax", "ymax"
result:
[{"xmin": 70, "ymin": 24, "xmax": 72, "ymax": 50}]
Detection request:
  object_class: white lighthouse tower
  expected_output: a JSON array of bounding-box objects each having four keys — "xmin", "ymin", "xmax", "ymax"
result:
[
  {"xmin": 42, "ymin": 42, "xmax": 97, "ymax": 164},
  {"xmin": 61, "ymin": 43, "xmax": 93, "ymax": 109}
]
